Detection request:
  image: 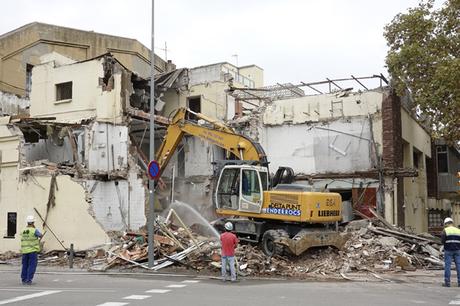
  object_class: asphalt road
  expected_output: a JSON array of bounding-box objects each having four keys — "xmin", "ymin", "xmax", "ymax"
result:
[{"xmin": 0, "ymin": 270, "xmax": 458, "ymax": 306}]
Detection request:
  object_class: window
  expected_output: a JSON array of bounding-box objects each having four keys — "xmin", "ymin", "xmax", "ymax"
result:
[
  {"xmin": 25, "ymin": 64, "xmax": 33, "ymax": 97},
  {"xmin": 6, "ymin": 212, "xmax": 17, "ymax": 238},
  {"xmin": 216, "ymin": 168, "xmax": 240, "ymax": 209},
  {"xmin": 187, "ymin": 97, "xmax": 201, "ymax": 120},
  {"xmin": 259, "ymin": 171, "xmax": 268, "ymax": 190},
  {"xmin": 428, "ymin": 209, "xmax": 446, "ymax": 228},
  {"xmin": 413, "ymin": 149, "xmax": 422, "ymax": 169},
  {"xmin": 56, "ymin": 81, "xmax": 72, "ymax": 101},
  {"xmin": 437, "ymin": 145, "xmax": 449, "ymax": 173},
  {"xmin": 241, "ymin": 169, "xmax": 261, "ymax": 202}
]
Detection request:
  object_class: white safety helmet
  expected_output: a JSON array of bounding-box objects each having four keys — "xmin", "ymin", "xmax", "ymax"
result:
[
  {"xmin": 224, "ymin": 222, "xmax": 233, "ymax": 231},
  {"xmin": 444, "ymin": 217, "xmax": 454, "ymax": 225},
  {"xmin": 26, "ymin": 215, "xmax": 35, "ymax": 223}
]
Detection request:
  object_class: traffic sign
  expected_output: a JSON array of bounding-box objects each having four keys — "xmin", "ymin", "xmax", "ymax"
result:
[{"xmin": 148, "ymin": 160, "xmax": 160, "ymax": 180}]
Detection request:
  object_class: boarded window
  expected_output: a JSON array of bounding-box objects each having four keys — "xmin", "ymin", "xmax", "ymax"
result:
[
  {"xmin": 6, "ymin": 212, "xmax": 17, "ymax": 237},
  {"xmin": 56, "ymin": 81, "xmax": 73, "ymax": 101}
]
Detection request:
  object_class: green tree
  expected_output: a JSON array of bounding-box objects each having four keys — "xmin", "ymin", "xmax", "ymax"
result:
[{"xmin": 384, "ymin": 0, "xmax": 459, "ymax": 143}]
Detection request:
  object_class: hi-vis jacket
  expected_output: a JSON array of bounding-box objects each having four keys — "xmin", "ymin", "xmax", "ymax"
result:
[
  {"xmin": 441, "ymin": 226, "xmax": 460, "ymax": 251},
  {"xmin": 20, "ymin": 228, "xmax": 40, "ymax": 254}
]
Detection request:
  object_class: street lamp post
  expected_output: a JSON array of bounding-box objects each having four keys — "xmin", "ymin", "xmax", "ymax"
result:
[{"xmin": 148, "ymin": 0, "xmax": 155, "ymax": 268}]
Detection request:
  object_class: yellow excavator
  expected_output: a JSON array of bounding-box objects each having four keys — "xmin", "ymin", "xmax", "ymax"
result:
[{"xmin": 156, "ymin": 107, "xmax": 349, "ymax": 256}]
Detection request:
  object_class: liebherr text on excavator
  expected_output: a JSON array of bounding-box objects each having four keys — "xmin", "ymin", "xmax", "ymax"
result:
[{"xmin": 155, "ymin": 107, "xmax": 349, "ymax": 256}]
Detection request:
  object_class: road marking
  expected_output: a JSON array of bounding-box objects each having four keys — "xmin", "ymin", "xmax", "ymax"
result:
[
  {"xmin": 0, "ymin": 288, "xmax": 115, "ymax": 293},
  {"xmin": 182, "ymin": 280, "xmax": 200, "ymax": 283},
  {"xmin": 0, "ymin": 290, "xmax": 61, "ymax": 305},
  {"xmin": 449, "ymin": 301, "xmax": 460, "ymax": 305},
  {"xmin": 166, "ymin": 284, "xmax": 187, "ymax": 288},
  {"xmin": 52, "ymin": 279, "xmax": 59, "ymax": 282},
  {"xmin": 66, "ymin": 280, "xmax": 73, "ymax": 283},
  {"xmin": 145, "ymin": 289, "xmax": 171, "ymax": 294},
  {"xmin": 123, "ymin": 295, "xmax": 151, "ymax": 300},
  {"xmin": 95, "ymin": 303, "xmax": 129, "ymax": 306}
]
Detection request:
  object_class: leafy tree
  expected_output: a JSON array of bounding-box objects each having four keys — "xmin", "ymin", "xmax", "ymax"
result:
[{"xmin": 384, "ymin": 0, "xmax": 459, "ymax": 143}]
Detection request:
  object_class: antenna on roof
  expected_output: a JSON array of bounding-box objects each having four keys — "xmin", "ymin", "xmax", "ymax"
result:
[{"xmin": 231, "ymin": 54, "xmax": 238, "ymax": 67}]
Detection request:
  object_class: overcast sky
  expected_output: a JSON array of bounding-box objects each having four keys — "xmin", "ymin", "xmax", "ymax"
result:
[{"xmin": 0, "ymin": 0, "xmax": 421, "ymax": 87}]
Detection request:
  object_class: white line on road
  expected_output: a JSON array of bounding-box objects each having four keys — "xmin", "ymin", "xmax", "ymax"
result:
[
  {"xmin": 166, "ymin": 284, "xmax": 187, "ymax": 288},
  {"xmin": 0, "ymin": 290, "xmax": 61, "ymax": 305},
  {"xmin": 0, "ymin": 287, "xmax": 115, "ymax": 293},
  {"xmin": 182, "ymin": 280, "xmax": 200, "ymax": 283},
  {"xmin": 123, "ymin": 295, "xmax": 151, "ymax": 300},
  {"xmin": 145, "ymin": 289, "xmax": 171, "ymax": 294},
  {"xmin": 449, "ymin": 301, "xmax": 460, "ymax": 305},
  {"xmin": 95, "ymin": 303, "xmax": 129, "ymax": 306}
]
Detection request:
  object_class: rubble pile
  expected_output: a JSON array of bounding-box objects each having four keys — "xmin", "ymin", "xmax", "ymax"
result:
[
  {"xmin": 203, "ymin": 219, "xmax": 443, "ymax": 279},
  {"xmin": 0, "ymin": 214, "xmax": 445, "ymax": 281},
  {"xmin": 89, "ymin": 210, "xmax": 219, "ymax": 272},
  {"xmin": 95, "ymin": 216, "xmax": 442, "ymax": 279}
]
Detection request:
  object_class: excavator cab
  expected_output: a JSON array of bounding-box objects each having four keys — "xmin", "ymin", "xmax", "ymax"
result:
[{"xmin": 215, "ymin": 165, "xmax": 269, "ymax": 214}]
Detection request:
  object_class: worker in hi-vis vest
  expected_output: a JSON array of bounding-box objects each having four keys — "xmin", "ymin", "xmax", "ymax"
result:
[
  {"xmin": 441, "ymin": 217, "xmax": 460, "ymax": 287},
  {"xmin": 20, "ymin": 215, "xmax": 42, "ymax": 285}
]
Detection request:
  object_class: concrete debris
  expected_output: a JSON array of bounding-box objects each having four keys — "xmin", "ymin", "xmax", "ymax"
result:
[{"xmin": 0, "ymin": 218, "xmax": 445, "ymax": 280}]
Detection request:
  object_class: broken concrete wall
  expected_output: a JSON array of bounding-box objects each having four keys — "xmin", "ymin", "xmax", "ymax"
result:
[
  {"xmin": 85, "ymin": 170, "xmax": 146, "ymax": 231},
  {"xmin": 0, "ymin": 91, "xmax": 29, "ymax": 116},
  {"xmin": 181, "ymin": 137, "xmax": 225, "ymax": 177},
  {"xmin": 23, "ymin": 136, "xmax": 76, "ymax": 165},
  {"xmin": 18, "ymin": 175, "xmax": 111, "ymax": 252},
  {"xmin": 0, "ymin": 121, "xmax": 110, "ymax": 252},
  {"xmin": 263, "ymin": 90, "xmax": 383, "ymax": 123}
]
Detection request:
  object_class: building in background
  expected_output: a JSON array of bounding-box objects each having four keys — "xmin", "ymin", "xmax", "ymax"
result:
[{"xmin": 0, "ymin": 22, "xmax": 173, "ymax": 115}]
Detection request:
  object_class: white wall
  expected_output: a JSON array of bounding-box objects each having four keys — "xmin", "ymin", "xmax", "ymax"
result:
[
  {"xmin": 30, "ymin": 57, "xmax": 124, "ymax": 124},
  {"xmin": 260, "ymin": 118, "xmax": 375, "ymax": 174},
  {"xmin": 189, "ymin": 65, "xmax": 222, "ymax": 85},
  {"xmin": 0, "ymin": 91, "xmax": 29, "ymax": 116},
  {"xmin": 86, "ymin": 170, "xmax": 146, "ymax": 231},
  {"xmin": 263, "ymin": 90, "xmax": 383, "ymax": 124},
  {"xmin": 86, "ymin": 122, "xmax": 128, "ymax": 172}
]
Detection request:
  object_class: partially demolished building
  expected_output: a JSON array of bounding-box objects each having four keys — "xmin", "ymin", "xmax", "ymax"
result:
[
  {"xmin": 0, "ymin": 53, "xmax": 163, "ymax": 252},
  {"xmin": 1, "ymin": 23, "xmax": 458, "ymax": 255},
  {"xmin": 159, "ymin": 75, "xmax": 458, "ymax": 234}
]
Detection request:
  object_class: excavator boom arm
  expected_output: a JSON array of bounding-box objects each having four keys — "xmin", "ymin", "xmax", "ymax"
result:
[{"xmin": 155, "ymin": 108, "xmax": 267, "ymax": 177}]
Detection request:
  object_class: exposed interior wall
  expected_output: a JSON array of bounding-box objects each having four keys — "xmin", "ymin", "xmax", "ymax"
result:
[
  {"xmin": 86, "ymin": 170, "xmax": 146, "ymax": 231},
  {"xmin": 0, "ymin": 91, "xmax": 29, "ymax": 116},
  {"xmin": 86, "ymin": 122, "xmax": 128, "ymax": 172},
  {"xmin": 0, "ymin": 123, "xmax": 110, "ymax": 252},
  {"xmin": 261, "ymin": 118, "xmax": 375, "ymax": 174}
]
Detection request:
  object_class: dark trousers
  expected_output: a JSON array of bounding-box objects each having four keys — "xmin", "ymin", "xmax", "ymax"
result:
[
  {"xmin": 21, "ymin": 252, "xmax": 38, "ymax": 283},
  {"xmin": 444, "ymin": 249, "xmax": 460, "ymax": 285}
]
